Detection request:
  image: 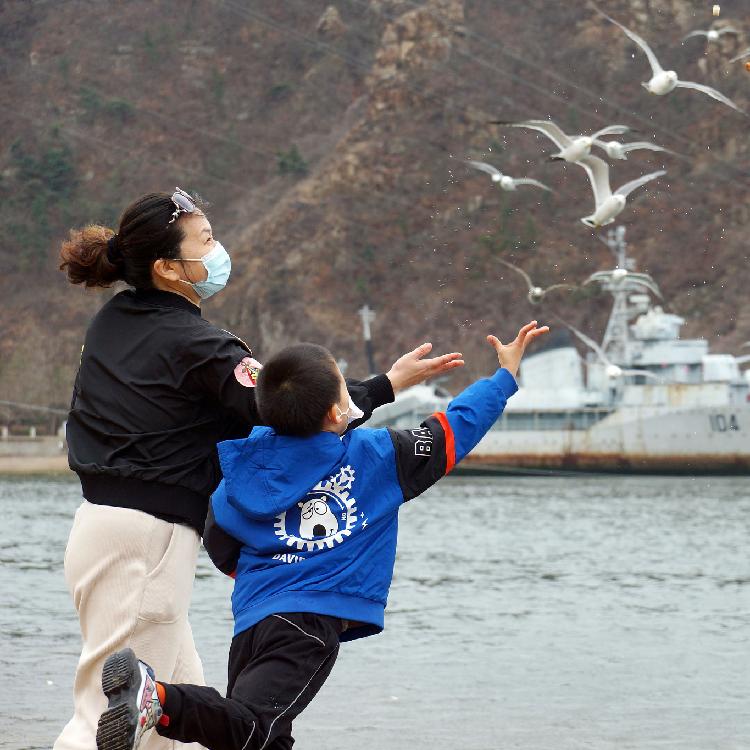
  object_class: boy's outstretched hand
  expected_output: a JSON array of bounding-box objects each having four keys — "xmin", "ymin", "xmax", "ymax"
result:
[{"xmin": 488, "ymin": 321, "xmax": 549, "ymax": 378}]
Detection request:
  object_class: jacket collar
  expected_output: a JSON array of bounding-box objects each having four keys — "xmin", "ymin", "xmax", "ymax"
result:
[{"xmin": 133, "ymin": 287, "xmax": 202, "ymax": 317}]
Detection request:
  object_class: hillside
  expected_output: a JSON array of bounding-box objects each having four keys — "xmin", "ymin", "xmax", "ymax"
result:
[{"xmin": 1, "ymin": 0, "xmax": 749, "ymax": 424}]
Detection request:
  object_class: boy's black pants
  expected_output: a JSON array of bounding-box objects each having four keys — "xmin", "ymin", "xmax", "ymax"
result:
[{"xmin": 156, "ymin": 612, "xmax": 343, "ymax": 750}]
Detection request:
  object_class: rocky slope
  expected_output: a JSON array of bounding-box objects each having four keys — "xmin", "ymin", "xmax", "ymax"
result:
[{"xmin": 1, "ymin": 0, "xmax": 748, "ymax": 421}]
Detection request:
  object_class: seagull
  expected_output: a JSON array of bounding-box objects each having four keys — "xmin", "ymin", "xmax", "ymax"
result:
[
  {"xmin": 599, "ymin": 9, "xmax": 743, "ymax": 113},
  {"xmin": 497, "ymin": 258, "xmax": 577, "ymax": 304},
  {"xmin": 583, "ymin": 269, "xmax": 663, "ymax": 299},
  {"xmin": 593, "ymin": 139, "xmax": 670, "ymax": 161},
  {"xmin": 490, "ymin": 119, "xmax": 631, "ymax": 163},
  {"xmin": 466, "ymin": 161, "xmax": 553, "ymax": 192},
  {"xmin": 682, "ymin": 26, "xmax": 740, "ymax": 43},
  {"xmin": 576, "ymin": 153, "xmax": 665, "ymax": 228},
  {"xmin": 730, "ymin": 48, "xmax": 750, "ymax": 63},
  {"xmin": 553, "ymin": 314, "xmax": 662, "ymax": 381}
]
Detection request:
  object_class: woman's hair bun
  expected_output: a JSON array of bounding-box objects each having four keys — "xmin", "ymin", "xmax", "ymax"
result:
[{"xmin": 59, "ymin": 224, "xmax": 124, "ymax": 288}]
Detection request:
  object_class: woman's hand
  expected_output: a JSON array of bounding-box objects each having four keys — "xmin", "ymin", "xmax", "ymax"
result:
[
  {"xmin": 386, "ymin": 343, "xmax": 464, "ymax": 393},
  {"xmin": 487, "ymin": 320, "xmax": 549, "ymax": 378}
]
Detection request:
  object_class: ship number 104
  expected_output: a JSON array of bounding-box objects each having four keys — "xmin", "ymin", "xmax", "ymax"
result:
[{"xmin": 709, "ymin": 414, "xmax": 740, "ymax": 432}]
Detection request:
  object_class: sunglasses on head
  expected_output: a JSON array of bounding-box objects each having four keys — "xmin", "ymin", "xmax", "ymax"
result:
[{"xmin": 168, "ymin": 187, "xmax": 198, "ymax": 225}]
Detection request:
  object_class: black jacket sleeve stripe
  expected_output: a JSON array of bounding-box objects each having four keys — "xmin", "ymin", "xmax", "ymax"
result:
[{"xmin": 387, "ymin": 414, "xmax": 449, "ymax": 502}]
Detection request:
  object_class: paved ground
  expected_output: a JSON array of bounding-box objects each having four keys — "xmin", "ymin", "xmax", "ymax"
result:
[{"xmin": 0, "ymin": 455, "xmax": 70, "ymax": 474}]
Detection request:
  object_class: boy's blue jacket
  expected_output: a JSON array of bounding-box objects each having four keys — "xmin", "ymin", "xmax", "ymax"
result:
[{"xmin": 205, "ymin": 368, "xmax": 517, "ymax": 641}]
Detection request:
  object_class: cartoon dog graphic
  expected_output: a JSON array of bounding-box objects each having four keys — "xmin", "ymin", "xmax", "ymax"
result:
[{"xmin": 298, "ymin": 496, "xmax": 339, "ymax": 539}]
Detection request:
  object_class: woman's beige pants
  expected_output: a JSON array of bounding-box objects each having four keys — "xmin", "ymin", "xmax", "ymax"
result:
[{"xmin": 54, "ymin": 501, "xmax": 206, "ymax": 750}]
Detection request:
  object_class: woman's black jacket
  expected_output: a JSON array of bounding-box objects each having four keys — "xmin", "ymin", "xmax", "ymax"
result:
[{"xmin": 67, "ymin": 288, "xmax": 394, "ymax": 533}]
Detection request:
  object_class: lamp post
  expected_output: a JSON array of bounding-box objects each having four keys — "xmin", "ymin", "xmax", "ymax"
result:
[{"xmin": 358, "ymin": 304, "xmax": 377, "ymax": 377}]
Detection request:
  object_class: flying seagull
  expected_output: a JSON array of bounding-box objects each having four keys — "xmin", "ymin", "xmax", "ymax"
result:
[
  {"xmin": 682, "ymin": 26, "xmax": 740, "ymax": 43},
  {"xmin": 593, "ymin": 139, "xmax": 670, "ymax": 161},
  {"xmin": 497, "ymin": 258, "xmax": 577, "ymax": 304},
  {"xmin": 490, "ymin": 119, "xmax": 631, "ymax": 163},
  {"xmin": 598, "ymin": 9, "xmax": 743, "ymax": 113},
  {"xmin": 576, "ymin": 153, "xmax": 665, "ymax": 228},
  {"xmin": 466, "ymin": 161, "xmax": 553, "ymax": 192},
  {"xmin": 553, "ymin": 314, "xmax": 662, "ymax": 381},
  {"xmin": 583, "ymin": 268, "xmax": 663, "ymax": 299}
]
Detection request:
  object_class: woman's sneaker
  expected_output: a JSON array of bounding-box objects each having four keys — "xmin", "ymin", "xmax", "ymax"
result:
[{"xmin": 96, "ymin": 648, "xmax": 163, "ymax": 750}]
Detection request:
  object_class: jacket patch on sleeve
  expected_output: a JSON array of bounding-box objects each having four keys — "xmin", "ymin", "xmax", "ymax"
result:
[
  {"xmin": 411, "ymin": 427, "xmax": 433, "ymax": 456},
  {"xmin": 234, "ymin": 357, "xmax": 262, "ymax": 387}
]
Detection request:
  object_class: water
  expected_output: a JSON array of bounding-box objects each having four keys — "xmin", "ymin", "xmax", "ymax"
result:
[{"xmin": 1, "ymin": 474, "xmax": 749, "ymax": 750}]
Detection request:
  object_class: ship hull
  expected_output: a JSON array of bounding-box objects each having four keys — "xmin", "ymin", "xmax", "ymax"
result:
[{"xmin": 462, "ymin": 405, "xmax": 750, "ymax": 475}]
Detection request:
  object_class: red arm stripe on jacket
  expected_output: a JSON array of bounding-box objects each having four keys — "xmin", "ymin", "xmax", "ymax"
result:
[{"xmin": 432, "ymin": 412, "xmax": 456, "ymax": 474}]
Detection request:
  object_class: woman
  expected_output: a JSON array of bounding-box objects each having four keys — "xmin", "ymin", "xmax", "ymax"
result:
[{"xmin": 54, "ymin": 188, "xmax": 462, "ymax": 750}]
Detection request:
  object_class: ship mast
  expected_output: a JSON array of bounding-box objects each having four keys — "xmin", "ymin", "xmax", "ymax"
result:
[{"xmin": 600, "ymin": 226, "xmax": 633, "ymax": 366}]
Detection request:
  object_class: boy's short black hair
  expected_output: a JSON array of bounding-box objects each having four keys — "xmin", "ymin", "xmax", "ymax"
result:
[{"xmin": 256, "ymin": 343, "xmax": 342, "ymax": 437}]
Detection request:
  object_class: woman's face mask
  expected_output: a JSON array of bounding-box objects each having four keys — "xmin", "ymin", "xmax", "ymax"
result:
[
  {"xmin": 179, "ymin": 241, "xmax": 232, "ymax": 299},
  {"xmin": 337, "ymin": 396, "xmax": 364, "ymax": 426}
]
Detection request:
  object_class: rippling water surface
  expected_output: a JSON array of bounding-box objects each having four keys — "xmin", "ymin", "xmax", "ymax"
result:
[{"xmin": 1, "ymin": 474, "xmax": 749, "ymax": 749}]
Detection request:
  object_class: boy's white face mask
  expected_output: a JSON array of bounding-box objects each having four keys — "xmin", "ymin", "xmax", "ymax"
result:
[{"xmin": 337, "ymin": 397, "xmax": 364, "ymax": 426}]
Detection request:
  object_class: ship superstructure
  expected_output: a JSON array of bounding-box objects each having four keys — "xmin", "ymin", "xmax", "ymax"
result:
[{"xmin": 370, "ymin": 227, "xmax": 749, "ymax": 474}]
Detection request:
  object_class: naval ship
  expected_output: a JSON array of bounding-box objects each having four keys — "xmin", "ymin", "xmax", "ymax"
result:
[{"xmin": 369, "ymin": 227, "xmax": 750, "ymax": 474}]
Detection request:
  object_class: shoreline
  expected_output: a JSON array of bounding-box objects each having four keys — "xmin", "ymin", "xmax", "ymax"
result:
[{"xmin": 0, "ymin": 455, "xmax": 72, "ymax": 475}]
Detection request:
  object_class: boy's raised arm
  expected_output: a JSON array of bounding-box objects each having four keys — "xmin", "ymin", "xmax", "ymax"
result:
[{"xmin": 388, "ymin": 321, "xmax": 548, "ymax": 502}]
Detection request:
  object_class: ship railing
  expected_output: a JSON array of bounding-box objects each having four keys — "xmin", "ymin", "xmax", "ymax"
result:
[{"xmin": 493, "ymin": 408, "xmax": 614, "ymax": 432}]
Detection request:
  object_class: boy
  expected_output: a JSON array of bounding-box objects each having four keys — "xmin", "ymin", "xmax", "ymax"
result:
[{"xmin": 95, "ymin": 321, "xmax": 547, "ymax": 750}]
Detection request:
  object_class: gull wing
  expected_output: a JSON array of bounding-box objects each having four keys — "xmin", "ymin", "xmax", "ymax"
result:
[
  {"xmin": 620, "ymin": 141, "xmax": 669, "ymax": 154},
  {"xmin": 591, "ymin": 124, "xmax": 631, "ymax": 138},
  {"xmin": 467, "ymin": 160, "xmax": 502, "ymax": 179},
  {"xmin": 730, "ymin": 48, "xmax": 750, "ymax": 63},
  {"xmin": 674, "ymin": 80, "xmax": 744, "ymax": 113},
  {"xmin": 544, "ymin": 283, "xmax": 578, "ymax": 294},
  {"xmin": 503, "ymin": 119, "xmax": 573, "ymax": 150},
  {"xmin": 553, "ymin": 314, "xmax": 609, "ymax": 365},
  {"xmin": 598, "ymin": 9, "xmax": 664, "ymax": 76},
  {"xmin": 513, "ymin": 178, "xmax": 553, "ymax": 192},
  {"xmin": 681, "ymin": 30, "xmax": 709, "ymax": 41},
  {"xmin": 578, "ymin": 153, "xmax": 612, "ymax": 207},
  {"xmin": 718, "ymin": 27, "xmax": 741, "ymax": 36},
  {"xmin": 582, "ymin": 271, "xmax": 612, "ymax": 286},
  {"xmin": 625, "ymin": 273, "xmax": 663, "ymax": 299},
  {"xmin": 497, "ymin": 258, "xmax": 534, "ymax": 290},
  {"xmin": 614, "ymin": 169, "xmax": 665, "ymax": 198},
  {"xmin": 583, "ymin": 270, "xmax": 662, "ymax": 299}
]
